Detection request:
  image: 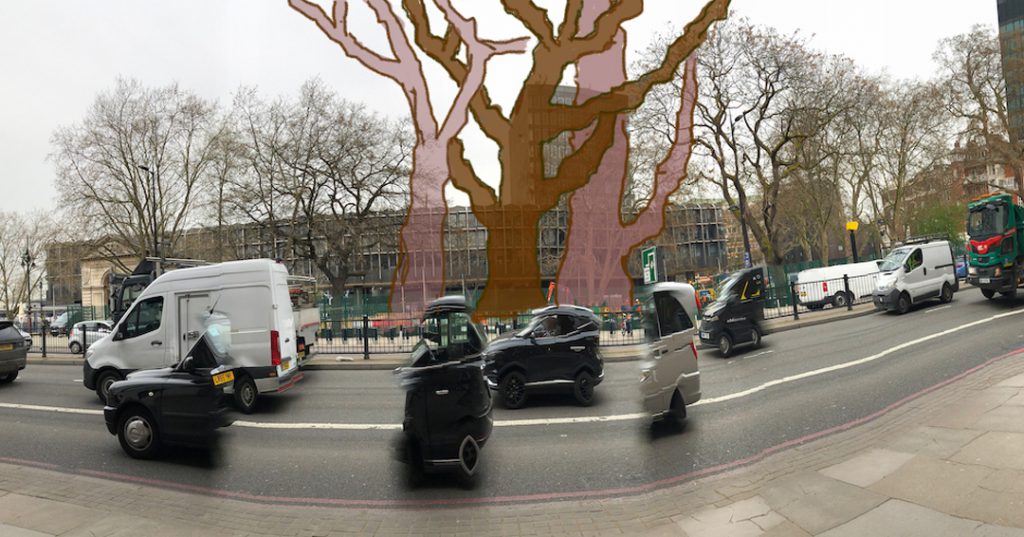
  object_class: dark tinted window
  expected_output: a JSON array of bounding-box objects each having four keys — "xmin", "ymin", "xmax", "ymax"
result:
[
  {"xmin": 123, "ymin": 297, "xmax": 163, "ymax": 339},
  {"xmin": 654, "ymin": 292, "xmax": 693, "ymax": 336}
]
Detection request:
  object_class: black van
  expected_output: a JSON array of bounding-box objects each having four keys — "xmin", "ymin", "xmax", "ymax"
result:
[{"xmin": 698, "ymin": 267, "xmax": 766, "ymax": 357}]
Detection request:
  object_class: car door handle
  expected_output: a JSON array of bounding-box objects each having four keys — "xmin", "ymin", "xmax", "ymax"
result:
[
  {"xmin": 434, "ymin": 389, "xmax": 449, "ymax": 396},
  {"xmin": 184, "ymin": 330, "xmax": 200, "ymax": 340},
  {"xmin": 570, "ymin": 346, "xmax": 586, "ymax": 352},
  {"xmin": 151, "ymin": 341, "xmax": 162, "ymax": 346}
]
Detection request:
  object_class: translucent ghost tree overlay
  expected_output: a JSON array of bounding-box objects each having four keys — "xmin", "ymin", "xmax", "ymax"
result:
[{"xmin": 291, "ymin": 0, "xmax": 729, "ymax": 317}]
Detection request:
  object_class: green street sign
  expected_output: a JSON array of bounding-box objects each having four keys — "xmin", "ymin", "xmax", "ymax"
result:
[{"xmin": 642, "ymin": 247, "xmax": 657, "ymax": 285}]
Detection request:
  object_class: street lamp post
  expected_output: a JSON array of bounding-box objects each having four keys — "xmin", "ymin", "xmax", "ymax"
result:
[
  {"xmin": 136, "ymin": 164, "xmax": 159, "ymax": 258},
  {"xmin": 20, "ymin": 247, "xmax": 35, "ymax": 333}
]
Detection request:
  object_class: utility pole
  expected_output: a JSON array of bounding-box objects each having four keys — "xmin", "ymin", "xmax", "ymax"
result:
[{"xmin": 20, "ymin": 246, "xmax": 34, "ymax": 332}]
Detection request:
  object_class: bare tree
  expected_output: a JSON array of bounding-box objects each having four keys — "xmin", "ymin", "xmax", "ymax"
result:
[
  {"xmin": 228, "ymin": 80, "xmax": 412, "ymax": 298},
  {"xmin": 935, "ymin": 25, "xmax": 1024, "ymax": 195},
  {"xmin": 51, "ymin": 78, "xmax": 223, "ymax": 270},
  {"xmin": 0, "ymin": 211, "xmax": 54, "ymax": 320}
]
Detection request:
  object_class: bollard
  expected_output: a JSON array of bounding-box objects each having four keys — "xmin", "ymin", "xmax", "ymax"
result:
[
  {"xmin": 41, "ymin": 327, "xmax": 47, "ymax": 358},
  {"xmin": 362, "ymin": 315, "xmax": 370, "ymax": 360},
  {"xmin": 790, "ymin": 281, "xmax": 800, "ymax": 320},
  {"xmin": 843, "ymin": 274, "xmax": 853, "ymax": 311}
]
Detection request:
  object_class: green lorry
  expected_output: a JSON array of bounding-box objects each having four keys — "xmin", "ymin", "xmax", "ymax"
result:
[{"xmin": 966, "ymin": 193, "xmax": 1024, "ymax": 299}]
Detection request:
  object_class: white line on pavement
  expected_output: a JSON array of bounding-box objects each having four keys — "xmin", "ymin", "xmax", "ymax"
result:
[
  {"xmin": 3, "ymin": 307, "xmax": 1022, "ymax": 429},
  {"xmin": 740, "ymin": 350, "xmax": 774, "ymax": 361},
  {"xmin": 926, "ymin": 305, "xmax": 953, "ymax": 314}
]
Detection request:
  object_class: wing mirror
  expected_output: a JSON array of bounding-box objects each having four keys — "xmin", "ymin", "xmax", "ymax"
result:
[
  {"xmin": 112, "ymin": 326, "xmax": 125, "ymax": 341},
  {"xmin": 179, "ymin": 356, "xmax": 195, "ymax": 373}
]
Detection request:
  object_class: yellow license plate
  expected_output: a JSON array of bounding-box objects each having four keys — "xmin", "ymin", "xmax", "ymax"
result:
[
  {"xmin": 297, "ymin": 349, "xmax": 306, "ymax": 359},
  {"xmin": 212, "ymin": 371, "xmax": 235, "ymax": 386},
  {"xmin": 280, "ymin": 360, "xmax": 291, "ymax": 370},
  {"xmin": 0, "ymin": 344, "xmax": 13, "ymax": 351}
]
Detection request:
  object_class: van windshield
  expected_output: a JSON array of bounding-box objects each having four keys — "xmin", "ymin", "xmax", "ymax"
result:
[{"xmin": 879, "ymin": 247, "xmax": 911, "ymax": 272}]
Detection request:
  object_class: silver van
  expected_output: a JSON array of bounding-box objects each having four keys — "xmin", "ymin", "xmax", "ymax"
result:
[{"xmin": 639, "ymin": 283, "xmax": 702, "ymax": 428}]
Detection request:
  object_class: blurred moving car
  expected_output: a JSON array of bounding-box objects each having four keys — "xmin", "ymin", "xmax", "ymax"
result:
[
  {"xmin": 68, "ymin": 320, "xmax": 113, "ymax": 354},
  {"xmin": 699, "ymin": 267, "xmax": 765, "ymax": 357},
  {"xmin": 103, "ymin": 327, "xmax": 236, "ymax": 459},
  {"xmin": 0, "ymin": 321, "xmax": 29, "ymax": 384},
  {"xmin": 483, "ymin": 305, "xmax": 603, "ymax": 409},
  {"xmin": 395, "ymin": 296, "xmax": 492, "ymax": 482},
  {"xmin": 16, "ymin": 326, "xmax": 32, "ymax": 352},
  {"xmin": 640, "ymin": 283, "xmax": 702, "ymax": 428},
  {"xmin": 955, "ymin": 255, "xmax": 968, "ymax": 280}
]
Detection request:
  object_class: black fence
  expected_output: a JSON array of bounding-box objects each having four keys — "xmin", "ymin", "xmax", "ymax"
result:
[{"xmin": 763, "ymin": 271, "xmax": 879, "ymax": 321}]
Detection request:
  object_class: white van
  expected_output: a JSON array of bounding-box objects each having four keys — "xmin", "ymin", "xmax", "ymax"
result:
[
  {"xmin": 640, "ymin": 283, "xmax": 701, "ymax": 428},
  {"xmin": 796, "ymin": 261, "xmax": 879, "ymax": 310},
  {"xmin": 873, "ymin": 239, "xmax": 959, "ymax": 314},
  {"xmin": 83, "ymin": 259, "xmax": 303, "ymax": 413}
]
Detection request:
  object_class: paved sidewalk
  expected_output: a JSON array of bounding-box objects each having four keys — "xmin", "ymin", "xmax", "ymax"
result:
[
  {"xmin": 2, "ymin": 344, "xmax": 1023, "ymax": 535},
  {"xmin": 25, "ymin": 303, "xmax": 879, "ymax": 370}
]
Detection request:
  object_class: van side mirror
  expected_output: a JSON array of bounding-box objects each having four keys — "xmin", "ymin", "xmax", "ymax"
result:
[
  {"xmin": 179, "ymin": 356, "xmax": 195, "ymax": 373},
  {"xmin": 112, "ymin": 327, "xmax": 124, "ymax": 341}
]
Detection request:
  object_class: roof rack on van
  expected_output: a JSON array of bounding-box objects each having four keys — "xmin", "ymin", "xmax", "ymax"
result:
[{"xmin": 900, "ymin": 234, "xmax": 949, "ymax": 246}]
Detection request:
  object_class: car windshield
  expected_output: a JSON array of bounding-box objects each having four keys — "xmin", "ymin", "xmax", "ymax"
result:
[
  {"xmin": 714, "ymin": 272, "xmax": 742, "ymax": 303},
  {"xmin": 879, "ymin": 247, "xmax": 911, "ymax": 272},
  {"xmin": 642, "ymin": 297, "xmax": 660, "ymax": 343},
  {"xmin": 968, "ymin": 204, "xmax": 1007, "ymax": 239},
  {"xmin": 516, "ymin": 315, "xmax": 546, "ymax": 337}
]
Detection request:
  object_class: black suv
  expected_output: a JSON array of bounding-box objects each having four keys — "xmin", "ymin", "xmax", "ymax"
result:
[{"xmin": 482, "ymin": 305, "xmax": 603, "ymax": 409}]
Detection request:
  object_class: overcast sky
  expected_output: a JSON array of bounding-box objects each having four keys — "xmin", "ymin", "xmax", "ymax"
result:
[{"xmin": 0, "ymin": 0, "xmax": 999, "ymax": 213}]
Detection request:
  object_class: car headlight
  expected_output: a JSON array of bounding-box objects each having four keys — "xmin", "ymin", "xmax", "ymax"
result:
[
  {"xmin": 969, "ymin": 267, "xmax": 978, "ymax": 276},
  {"xmin": 702, "ymin": 315, "xmax": 717, "ymax": 323},
  {"xmin": 995, "ymin": 267, "xmax": 1002, "ymax": 277},
  {"xmin": 640, "ymin": 368, "xmax": 655, "ymax": 383}
]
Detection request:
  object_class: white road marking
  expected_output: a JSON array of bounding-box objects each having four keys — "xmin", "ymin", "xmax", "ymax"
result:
[
  {"xmin": 926, "ymin": 306, "xmax": 953, "ymax": 314},
  {"xmin": 739, "ymin": 350, "xmax": 774, "ymax": 361},
  {"xmin": 0, "ymin": 403, "xmax": 102, "ymax": 416},
  {"xmin": 2, "ymin": 308, "xmax": 1022, "ymax": 429},
  {"xmin": 72, "ymin": 379, "xmax": 82, "ymax": 383}
]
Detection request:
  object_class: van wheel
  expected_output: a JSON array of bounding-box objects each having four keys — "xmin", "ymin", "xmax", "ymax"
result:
[
  {"xmin": 69, "ymin": 341, "xmax": 82, "ymax": 354},
  {"xmin": 234, "ymin": 375, "xmax": 258, "ymax": 414},
  {"xmin": 573, "ymin": 371, "xmax": 595, "ymax": 407},
  {"xmin": 832, "ymin": 292, "xmax": 849, "ymax": 308},
  {"xmin": 940, "ymin": 283, "xmax": 954, "ymax": 303},
  {"xmin": 500, "ymin": 372, "xmax": 527, "ymax": 409},
  {"xmin": 0, "ymin": 371, "xmax": 17, "ymax": 384},
  {"xmin": 718, "ymin": 333, "xmax": 734, "ymax": 357},
  {"xmin": 982, "ymin": 288, "xmax": 996, "ymax": 300},
  {"xmin": 117, "ymin": 407, "xmax": 162, "ymax": 460},
  {"xmin": 750, "ymin": 326, "xmax": 762, "ymax": 348},
  {"xmin": 896, "ymin": 293, "xmax": 911, "ymax": 315},
  {"xmin": 95, "ymin": 370, "xmax": 122, "ymax": 404},
  {"xmin": 667, "ymin": 391, "xmax": 686, "ymax": 430}
]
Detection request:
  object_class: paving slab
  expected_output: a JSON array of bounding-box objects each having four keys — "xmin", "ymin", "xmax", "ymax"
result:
[
  {"xmin": 674, "ymin": 496, "xmax": 783, "ymax": 537},
  {"xmin": 0, "ymin": 493, "xmax": 104, "ymax": 535},
  {"xmin": 995, "ymin": 373, "xmax": 1024, "ymax": 388},
  {"xmin": 885, "ymin": 425, "xmax": 985, "ymax": 459},
  {"xmin": 0, "ymin": 523, "xmax": 53, "ymax": 537},
  {"xmin": 819, "ymin": 499, "xmax": 981, "ymax": 537},
  {"xmin": 870, "ymin": 456, "xmax": 992, "ymax": 516},
  {"xmin": 759, "ymin": 472, "xmax": 886, "ymax": 535},
  {"xmin": 1005, "ymin": 392, "xmax": 1024, "ymax": 406},
  {"xmin": 972, "ymin": 405, "xmax": 1024, "ymax": 433},
  {"xmin": 760, "ymin": 521, "xmax": 813, "ymax": 537},
  {"xmin": 952, "ymin": 431, "xmax": 1024, "ymax": 471},
  {"xmin": 819, "ymin": 448, "xmax": 916, "ymax": 488}
]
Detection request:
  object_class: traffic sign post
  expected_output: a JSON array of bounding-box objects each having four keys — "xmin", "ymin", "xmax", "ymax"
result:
[{"xmin": 642, "ymin": 247, "xmax": 658, "ymax": 285}]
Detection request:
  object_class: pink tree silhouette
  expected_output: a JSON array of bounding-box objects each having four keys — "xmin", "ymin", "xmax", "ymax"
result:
[
  {"xmin": 289, "ymin": 0, "xmax": 528, "ymax": 313},
  {"xmin": 556, "ymin": 0, "xmax": 699, "ymax": 308}
]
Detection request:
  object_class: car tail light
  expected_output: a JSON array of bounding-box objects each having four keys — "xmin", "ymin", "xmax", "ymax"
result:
[{"xmin": 270, "ymin": 330, "xmax": 281, "ymax": 367}]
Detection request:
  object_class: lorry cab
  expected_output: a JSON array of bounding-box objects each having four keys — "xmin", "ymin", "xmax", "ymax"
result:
[
  {"xmin": 967, "ymin": 194, "xmax": 1024, "ymax": 299},
  {"xmin": 698, "ymin": 267, "xmax": 765, "ymax": 357},
  {"xmin": 84, "ymin": 259, "xmax": 303, "ymax": 413},
  {"xmin": 874, "ymin": 237, "xmax": 958, "ymax": 314},
  {"xmin": 640, "ymin": 283, "xmax": 702, "ymax": 428},
  {"xmin": 396, "ymin": 296, "xmax": 492, "ymax": 482}
]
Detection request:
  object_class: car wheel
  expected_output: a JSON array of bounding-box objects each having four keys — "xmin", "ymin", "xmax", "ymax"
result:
[
  {"xmin": 667, "ymin": 389, "xmax": 684, "ymax": 428},
  {"xmin": 95, "ymin": 370, "xmax": 122, "ymax": 404},
  {"xmin": 940, "ymin": 283, "xmax": 954, "ymax": 303},
  {"xmin": 896, "ymin": 293, "xmax": 911, "ymax": 315},
  {"xmin": 69, "ymin": 341, "xmax": 82, "ymax": 354},
  {"xmin": 234, "ymin": 375, "xmax": 259, "ymax": 414},
  {"xmin": 750, "ymin": 326, "xmax": 762, "ymax": 348},
  {"xmin": 499, "ymin": 371, "xmax": 527, "ymax": 410},
  {"xmin": 0, "ymin": 371, "xmax": 17, "ymax": 384},
  {"xmin": 982, "ymin": 288, "xmax": 996, "ymax": 300},
  {"xmin": 573, "ymin": 371, "xmax": 595, "ymax": 407},
  {"xmin": 117, "ymin": 407, "xmax": 161, "ymax": 459},
  {"xmin": 718, "ymin": 333, "xmax": 734, "ymax": 357},
  {"xmin": 832, "ymin": 292, "xmax": 849, "ymax": 308}
]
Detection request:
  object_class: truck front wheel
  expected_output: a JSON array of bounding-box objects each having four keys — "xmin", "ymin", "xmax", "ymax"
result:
[{"xmin": 982, "ymin": 288, "xmax": 996, "ymax": 300}]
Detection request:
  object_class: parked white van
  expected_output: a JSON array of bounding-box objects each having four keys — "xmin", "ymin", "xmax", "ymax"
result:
[
  {"xmin": 84, "ymin": 259, "xmax": 304, "ymax": 413},
  {"xmin": 873, "ymin": 238, "xmax": 959, "ymax": 314},
  {"xmin": 796, "ymin": 261, "xmax": 880, "ymax": 310}
]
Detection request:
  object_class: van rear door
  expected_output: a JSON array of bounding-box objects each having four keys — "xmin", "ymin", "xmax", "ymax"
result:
[
  {"xmin": 271, "ymin": 265, "xmax": 299, "ymax": 376},
  {"xmin": 177, "ymin": 294, "xmax": 213, "ymax": 362}
]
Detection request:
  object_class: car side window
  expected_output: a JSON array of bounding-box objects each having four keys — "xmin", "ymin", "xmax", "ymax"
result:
[
  {"xmin": 654, "ymin": 293, "xmax": 693, "ymax": 336},
  {"xmin": 123, "ymin": 297, "xmax": 164, "ymax": 339},
  {"xmin": 905, "ymin": 249, "xmax": 923, "ymax": 272}
]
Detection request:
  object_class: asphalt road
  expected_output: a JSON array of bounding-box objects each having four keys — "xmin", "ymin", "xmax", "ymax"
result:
[{"xmin": 1, "ymin": 289, "xmax": 1023, "ymax": 505}]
